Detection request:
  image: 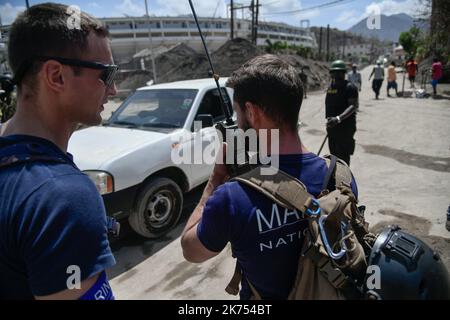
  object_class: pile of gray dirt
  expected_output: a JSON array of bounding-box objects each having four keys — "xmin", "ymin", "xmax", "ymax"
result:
[
  {"xmin": 117, "ymin": 38, "xmax": 330, "ymax": 92},
  {"xmin": 116, "ymin": 71, "xmax": 152, "ymax": 91},
  {"xmin": 154, "ymin": 43, "xmax": 207, "ymax": 83},
  {"xmin": 208, "ymin": 38, "xmax": 264, "ymax": 77},
  {"xmin": 279, "ymin": 54, "xmax": 330, "ymax": 91}
]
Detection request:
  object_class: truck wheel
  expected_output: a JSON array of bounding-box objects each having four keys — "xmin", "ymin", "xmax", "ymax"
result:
[{"xmin": 129, "ymin": 177, "xmax": 183, "ymax": 238}]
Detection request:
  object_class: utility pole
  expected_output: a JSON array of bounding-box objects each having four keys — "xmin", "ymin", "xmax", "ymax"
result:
[
  {"xmin": 251, "ymin": 0, "xmax": 255, "ymax": 44},
  {"xmin": 318, "ymin": 26, "xmax": 323, "ymax": 57},
  {"xmin": 144, "ymin": 0, "xmax": 157, "ymax": 84},
  {"xmin": 25, "ymin": 0, "xmax": 30, "ymax": 9},
  {"xmin": 230, "ymin": 1, "xmax": 261, "ymax": 44},
  {"xmin": 255, "ymin": 0, "xmax": 259, "ymax": 45},
  {"xmin": 342, "ymin": 32, "xmax": 346, "ymax": 59},
  {"xmin": 230, "ymin": 0, "xmax": 234, "ymax": 39},
  {"xmin": 326, "ymin": 24, "xmax": 330, "ymax": 62}
]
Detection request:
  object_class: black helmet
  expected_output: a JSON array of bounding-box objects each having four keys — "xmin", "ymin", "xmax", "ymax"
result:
[{"xmin": 364, "ymin": 225, "xmax": 450, "ymax": 300}]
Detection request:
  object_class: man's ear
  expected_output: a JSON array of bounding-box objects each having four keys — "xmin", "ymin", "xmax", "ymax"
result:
[
  {"xmin": 42, "ymin": 60, "xmax": 65, "ymax": 92},
  {"xmin": 244, "ymin": 101, "xmax": 261, "ymax": 127}
]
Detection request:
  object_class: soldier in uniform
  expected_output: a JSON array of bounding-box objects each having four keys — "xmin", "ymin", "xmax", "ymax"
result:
[{"xmin": 325, "ymin": 60, "xmax": 358, "ymax": 165}]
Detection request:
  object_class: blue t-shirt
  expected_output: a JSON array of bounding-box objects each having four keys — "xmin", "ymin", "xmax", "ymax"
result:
[
  {"xmin": 0, "ymin": 135, "xmax": 116, "ymax": 299},
  {"xmin": 197, "ymin": 153, "xmax": 358, "ymax": 300}
]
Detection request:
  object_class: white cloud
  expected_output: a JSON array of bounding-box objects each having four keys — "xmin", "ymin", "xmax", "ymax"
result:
[
  {"xmin": 336, "ymin": 10, "xmax": 358, "ymax": 23},
  {"xmin": 151, "ymin": 0, "xmax": 227, "ymax": 18},
  {"xmin": 260, "ymin": 0, "xmax": 301, "ymax": 17},
  {"xmin": 115, "ymin": 0, "xmax": 146, "ymax": 17},
  {"xmin": 335, "ymin": 9, "xmax": 361, "ymax": 28},
  {"xmin": 88, "ymin": 2, "xmax": 101, "ymax": 9},
  {"xmin": 296, "ymin": 8, "xmax": 321, "ymax": 20},
  {"xmin": 0, "ymin": 3, "xmax": 26, "ymax": 25},
  {"xmin": 259, "ymin": 0, "xmax": 316, "ymax": 26}
]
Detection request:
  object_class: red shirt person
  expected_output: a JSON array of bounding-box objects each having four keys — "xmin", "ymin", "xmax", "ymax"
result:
[
  {"xmin": 431, "ymin": 58, "xmax": 443, "ymax": 95},
  {"xmin": 406, "ymin": 58, "xmax": 418, "ymax": 88}
]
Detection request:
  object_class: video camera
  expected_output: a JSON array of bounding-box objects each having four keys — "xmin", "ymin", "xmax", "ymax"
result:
[{"xmin": 188, "ymin": 0, "xmax": 259, "ymax": 178}]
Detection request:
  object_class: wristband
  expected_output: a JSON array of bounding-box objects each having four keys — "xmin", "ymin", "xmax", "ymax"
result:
[{"xmin": 78, "ymin": 271, "xmax": 115, "ymax": 300}]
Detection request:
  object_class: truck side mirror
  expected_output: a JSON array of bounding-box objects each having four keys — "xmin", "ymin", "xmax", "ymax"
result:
[{"xmin": 194, "ymin": 114, "xmax": 214, "ymax": 131}]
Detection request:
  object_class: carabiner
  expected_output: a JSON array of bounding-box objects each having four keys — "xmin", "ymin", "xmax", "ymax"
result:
[
  {"xmin": 318, "ymin": 215, "xmax": 348, "ymax": 260},
  {"xmin": 305, "ymin": 198, "xmax": 321, "ymax": 216}
]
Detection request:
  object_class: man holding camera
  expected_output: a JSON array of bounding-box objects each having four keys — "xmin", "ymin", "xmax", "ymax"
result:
[{"xmin": 181, "ymin": 55, "xmax": 358, "ymax": 299}]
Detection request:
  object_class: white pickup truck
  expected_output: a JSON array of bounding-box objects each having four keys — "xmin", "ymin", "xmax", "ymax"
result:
[{"xmin": 68, "ymin": 78, "xmax": 234, "ymax": 238}]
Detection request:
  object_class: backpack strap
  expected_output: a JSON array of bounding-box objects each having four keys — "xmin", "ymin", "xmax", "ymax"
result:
[
  {"xmin": 321, "ymin": 154, "xmax": 337, "ymax": 191},
  {"xmin": 226, "ymin": 166, "xmax": 317, "ymax": 299},
  {"xmin": 231, "ymin": 165, "xmax": 317, "ymax": 215},
  {"xmin": 225, "ymin": 262, "xmax": 242, "ymax": 296},
  {"xmin": 321, "ymin": 154, "xmax": 353, "ymax": 189},
  {"xmin": 225, "ymin": 261, "xmax": 263, "ymax": 300},
  {"xmin": 302, "ymin": 240, "xmax": 349, "ymax": 289}
]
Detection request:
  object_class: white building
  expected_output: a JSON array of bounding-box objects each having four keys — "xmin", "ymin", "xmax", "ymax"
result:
[
  {"xmin": 0, "ymin": 15, "xmax": 317, "ymax": 63},
  {"xmin": 101, "ymin": 16, "xmax": 317, "ymax": 62},
  {"xmin": 331, "ymin": 42, "xmax": 372, "ymax": 59},
  {"xmin": 345, "ymin": 43, "xmax": 372, "ymax": 57},
  {"xmin": 393, "ymin": 44, "xmax": 405, "ymax": 61}
]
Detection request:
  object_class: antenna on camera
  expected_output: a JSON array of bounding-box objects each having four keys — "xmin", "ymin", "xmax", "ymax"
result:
[{"xmin": 188, "ymin": 0, "xmax": 234, "ymax": 126}]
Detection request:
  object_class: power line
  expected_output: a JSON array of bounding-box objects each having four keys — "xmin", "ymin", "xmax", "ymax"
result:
[
  {"xmin": 261, "ymin": 0, "xmax": 356, "ymax": 17},
  {"xmin": 212, "ymin": 0, "xmax": 222, "ymax": 18}
]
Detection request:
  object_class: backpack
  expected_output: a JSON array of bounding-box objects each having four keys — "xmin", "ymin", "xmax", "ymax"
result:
[{"xmin": 225, "ymin": 154, "xmax": 376, "ymax": 300}]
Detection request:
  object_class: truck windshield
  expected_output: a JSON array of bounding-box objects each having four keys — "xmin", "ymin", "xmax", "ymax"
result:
[{"xmin": 107, "ymin": 89, "xmax": 198, "ymax": 129}]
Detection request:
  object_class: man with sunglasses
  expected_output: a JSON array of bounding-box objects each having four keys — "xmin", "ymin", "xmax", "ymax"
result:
[{"xmin": 0, "ymin": 3, "xmax": 117, "ymax": 299}]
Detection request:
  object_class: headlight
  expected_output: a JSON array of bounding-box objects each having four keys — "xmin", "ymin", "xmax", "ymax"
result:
[{"xmin": 84, "ymin": 171, "xmax": 114, "ymax": 195}]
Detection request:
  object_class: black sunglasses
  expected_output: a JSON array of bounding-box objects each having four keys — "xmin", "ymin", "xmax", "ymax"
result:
[{"xmin": 13, "ymin": 56, "xmax": 119, "ymax": 87}]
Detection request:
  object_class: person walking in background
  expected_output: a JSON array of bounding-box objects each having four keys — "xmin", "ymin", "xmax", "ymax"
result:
[
  {"xmin": 369, "ymin": 61, "xmax": 385, "ymax": 100},
  {"xmin": 431, "ymin": 57, "xmax": 443, "ymax": 96},
  {"xmin": 387, "ymin": 61, "xmax": 399, "ymax": 97},
  {"xmin": 406, "ymin": 57, "xmax": 418, "ymax": 89},
  {"xmin": 348, "ymin": 64, "xmax": 362, "ymax": 92}
]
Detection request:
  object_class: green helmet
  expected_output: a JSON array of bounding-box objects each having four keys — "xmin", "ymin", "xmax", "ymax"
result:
[{"xmin": 330, "ymin": 60, "xmax": 347, "ymax": 72}]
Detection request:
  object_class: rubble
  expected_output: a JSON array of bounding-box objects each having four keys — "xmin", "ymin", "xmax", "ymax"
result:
[{"xmin": 117, "ymin": 38, "xmax": 331, "ymax": 94}]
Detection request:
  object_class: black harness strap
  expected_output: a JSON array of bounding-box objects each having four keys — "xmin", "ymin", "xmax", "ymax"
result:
[{"xmin": 321, "ymin": 154, "xmax": 338, "ymax": 191}]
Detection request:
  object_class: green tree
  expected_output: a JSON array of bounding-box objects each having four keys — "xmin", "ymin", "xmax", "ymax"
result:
[
  {"xmin": 399, "ymin": 26, "xmax": 421, "ymax": 57},
  {"xmin": 265, "ymin": 39, "xmax": 275, "ymax": 53}
]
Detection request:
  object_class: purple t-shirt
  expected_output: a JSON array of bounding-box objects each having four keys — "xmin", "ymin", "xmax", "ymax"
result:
[{"xmin": 197, "ymin": 153, "xmax": 358, "ymax": 299}]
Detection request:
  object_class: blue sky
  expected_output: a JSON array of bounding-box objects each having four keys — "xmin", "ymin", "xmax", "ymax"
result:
[{"xmin": 0, "ymin": 0, "xmax": 423, "ymax": 30}]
